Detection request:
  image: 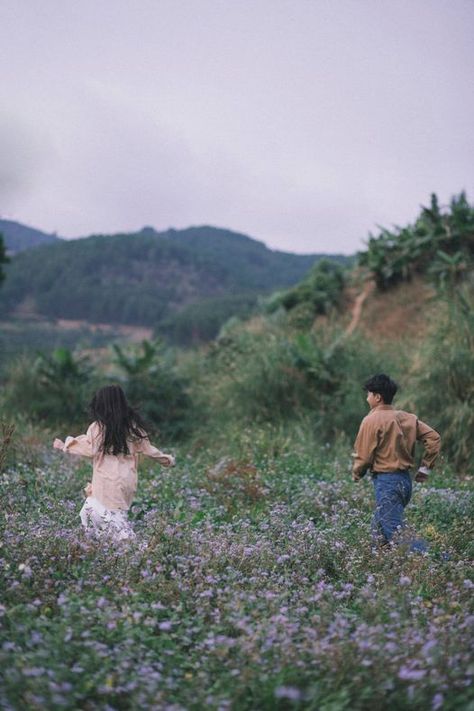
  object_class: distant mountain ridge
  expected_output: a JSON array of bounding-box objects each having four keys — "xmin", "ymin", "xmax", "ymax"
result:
[
  {"xmin": 0, "ymin": 219, "xmax": 62, "ymax": 253},
  {"xmin": 0, "ymin": 222, "xmax": 351, "ymax": 343}
]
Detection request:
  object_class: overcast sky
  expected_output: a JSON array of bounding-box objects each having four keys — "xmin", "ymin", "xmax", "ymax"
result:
[{"xmin": 1, "ymin": 0, "xmax": 473, "ymax": 254}]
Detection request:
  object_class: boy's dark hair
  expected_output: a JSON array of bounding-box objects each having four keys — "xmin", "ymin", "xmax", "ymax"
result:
[
  {"xmin": 363, "ymin": 373, "xmax": 398, "ymax": 404},
  {"xmin": 90, "ymin": 384, "xmax": 148, "ymax": 455}
]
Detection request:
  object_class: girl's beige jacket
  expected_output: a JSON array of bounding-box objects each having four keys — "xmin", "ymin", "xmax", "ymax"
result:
[{"xmin": 61, "ymin": 421, "xmax": 174, "ymax": 510}]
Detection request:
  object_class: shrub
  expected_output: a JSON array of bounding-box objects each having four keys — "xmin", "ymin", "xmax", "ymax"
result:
[
  {"xmin": 0, "ymin": 421, "xmax": 15, "ymax": 472},
  {"xmin": 1, "ymin": 348, "xmax": 94, "ymax": 428},
  {"xmin": 265, "ymin": 259, "xmax": 346, "ymax": 320},
  {"xmin": 113, "ymin": 340, "xmax": 193, "ymax": 441},
  {"xmin": 203, "ymin": 326, "xmax": 395, "ymax": 440}
]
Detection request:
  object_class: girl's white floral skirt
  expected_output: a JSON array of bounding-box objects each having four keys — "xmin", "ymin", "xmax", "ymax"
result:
[{"xmin": 79, "ymin": 496, "xmax": 135, "ymax": 541}]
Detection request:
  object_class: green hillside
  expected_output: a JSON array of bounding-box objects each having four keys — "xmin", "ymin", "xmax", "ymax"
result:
[
  {"xmin": 0, "ymin": 218, "xmax": 62, "ymax": 253},
  {"xmin": 0, "ymin": 225, "xmax": 349, "ymax": 341}
]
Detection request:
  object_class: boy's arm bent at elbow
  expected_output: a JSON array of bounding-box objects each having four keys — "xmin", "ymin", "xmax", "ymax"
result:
[
  {"xmin": 416, "ymin": 419, "xmax": 441, "ymax": 479},
  {"xmin": 351, "ymin": 419, "xmax": 378, "ymax": 481}
]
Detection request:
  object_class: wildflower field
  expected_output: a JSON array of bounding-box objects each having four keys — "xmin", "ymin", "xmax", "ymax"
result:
[{"xmin": 0, "ymin": 429, "xmax": 472, "ymax": 710}]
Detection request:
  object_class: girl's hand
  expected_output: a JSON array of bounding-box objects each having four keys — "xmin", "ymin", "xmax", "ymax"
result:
[
  {"xmin": 160, "ymin": 454, "xmax": 176, "ymax": 467},
  {"xmin": 53, "ymin": 438, "xmax": 65, "ymax": 450}
]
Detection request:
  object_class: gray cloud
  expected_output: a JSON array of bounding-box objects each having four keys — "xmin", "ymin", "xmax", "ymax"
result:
[
  {"xmin": 0, "ymin": 113, "xmax": 51, "ymax": 205},
  {"xmin": 1, "ymin": 0, "xmax": 473, "ymax": 252}
]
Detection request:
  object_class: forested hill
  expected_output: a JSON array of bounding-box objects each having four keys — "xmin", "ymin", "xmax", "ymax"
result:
[
  {"xmin": 0, "ymin": 225, "xmax": 350, "ymax": 335},
  {"xmin": 0, "ymin": 219, "xmax": 62, "ymax": 253}
]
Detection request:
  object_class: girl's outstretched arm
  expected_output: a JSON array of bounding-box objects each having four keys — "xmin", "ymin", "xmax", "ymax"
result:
[
  {"xmin": 53, "ymin": 423, "xmax": 97, "ymax": 458},
  {"xmin": 136, "ymin": 437, "xmax": 175, "ymax": 467}
]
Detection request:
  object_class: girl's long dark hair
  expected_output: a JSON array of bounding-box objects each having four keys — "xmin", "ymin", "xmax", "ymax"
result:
[{"xmin": 89, "ymin": 385, "xmax": 148, "ymax": 455}]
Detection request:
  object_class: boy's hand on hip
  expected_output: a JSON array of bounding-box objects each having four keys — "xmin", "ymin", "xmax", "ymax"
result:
[
  {"xmin": 415, "ymin": 465, "xmax": 431, "ymax": 483},
  {"xmin": 53, "ymin": 438, "xmax": 64, "ymax": 450},
  {"xmin": 415, "ymin": 470, "xmax": 428, "ymax": 482}
]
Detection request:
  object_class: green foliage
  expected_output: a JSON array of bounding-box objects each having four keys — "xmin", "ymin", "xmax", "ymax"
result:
[
  {"xmin": 159, "ymin": 293, "xmax": 258, "ymax": 346},
  {"xmin": 2, "ymin": 348, "xmax": 95, "ymax": 427},
  {"xmin": 429, "ymin": 249, "xmax": 469, "ymax": 291},
  {"xmin": 407, "ymin": 286, "xmax": 474, "ymax": 474},
  {"xmin": 359, "ymin": 192, "xmax": 474, "ymax": 289},
  {"xmin": 0, "ymin": 231, "xmax": 10, "ymax": 284},
  {"xmin": 113, "ymin": 340, "xmax": 192, "ymax": 440},
  {"xmin": 265, "ymin": 259, "xmax": 346, "ymax": 325}
]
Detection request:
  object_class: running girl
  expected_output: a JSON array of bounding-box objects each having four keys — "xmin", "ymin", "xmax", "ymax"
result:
[{"xmin": 53, "ymin": 384, "xmax": 175, "ymax": 540}]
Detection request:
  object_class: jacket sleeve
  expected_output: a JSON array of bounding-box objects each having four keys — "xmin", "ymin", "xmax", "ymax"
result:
[
  {"xmin": 134, "ymin": 437, "xmax": 175, "ymax": 467},
  {"xmin": 351, "ymin": 417, "xmax": 378, "ymax": 480},
  {"xmin": 416, "ymin": 419, "xmax": 441, "ymax": 469},
  {"xmin": 63, "ymin": 423, "xmax": 98, "ymax": 458}
]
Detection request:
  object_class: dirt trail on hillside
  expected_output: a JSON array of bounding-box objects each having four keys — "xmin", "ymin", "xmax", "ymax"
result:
[
  {"xmin": 345, "ymin": 280, "xmax": 375, "ymax": 336},
  {"xmin": 55, "ymin": 319, "xmax": 153, "ymax": 341}
]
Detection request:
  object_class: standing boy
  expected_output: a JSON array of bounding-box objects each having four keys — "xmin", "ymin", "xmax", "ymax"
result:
[{"xmin": 352, "ymin": 373, "xmax": 441, "ymax": 550}]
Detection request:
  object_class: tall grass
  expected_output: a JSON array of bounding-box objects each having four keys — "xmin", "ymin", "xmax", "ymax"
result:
[
  {"xmin": 406, "ymin": 286, "xmax": 474, "ymax": 475},
  {"xmin": 194, "ymin": 323, "xmax": 401, "ymax": 442}
]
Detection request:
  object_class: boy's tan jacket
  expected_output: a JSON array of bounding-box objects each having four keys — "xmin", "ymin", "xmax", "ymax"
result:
[{"xmin": 352, "ymin": 405, "xmax": 441, "ymax": 480}]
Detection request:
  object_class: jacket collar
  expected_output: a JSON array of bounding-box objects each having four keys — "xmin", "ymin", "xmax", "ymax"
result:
[{"xmin": 368, "ymin": 404, "xmax": 394, "ymax": 416}]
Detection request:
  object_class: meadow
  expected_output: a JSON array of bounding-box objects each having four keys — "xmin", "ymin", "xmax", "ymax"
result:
[{"xmin": 0, "ymin": 424, "xmax": 473, "ymax": 710}]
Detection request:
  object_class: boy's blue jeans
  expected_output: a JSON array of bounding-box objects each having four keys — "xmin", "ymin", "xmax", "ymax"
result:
[{"xmin": 371, "ymin": 471, "xmax": 427, "ymax": 553}]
